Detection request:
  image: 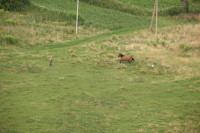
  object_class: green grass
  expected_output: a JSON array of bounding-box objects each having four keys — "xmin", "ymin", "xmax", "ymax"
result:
[
  {"xmin": 30, "ymin": 0, "xmax": 182, "ymax": 30},
  {"xmin": 0, "ymin": 37, "xmax": 200, "ymax": 132},
  {"xmin": 118, "ymin": 0, "xmax": 180, "ymax": 10},
  {"xmin": 0, "ymin": 0, "xmax": 200, "ymax": 132}
]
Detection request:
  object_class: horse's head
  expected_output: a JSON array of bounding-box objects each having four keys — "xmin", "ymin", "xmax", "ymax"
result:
[{"xmin": 118, "ymin": 53, "xmax": 124, "ymax": 57}]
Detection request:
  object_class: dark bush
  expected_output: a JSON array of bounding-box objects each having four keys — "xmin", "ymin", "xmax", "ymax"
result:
[
  {"xmin": 193, "ymin": 0, "xmax": 200, "ymax": 2},
  {"xmin": 0, "ymin": 0, "xmax": 30, "ymax": 11},
  {"xmin": 162, "ymin": 7, "xmax": 185, "ymax": 15}
]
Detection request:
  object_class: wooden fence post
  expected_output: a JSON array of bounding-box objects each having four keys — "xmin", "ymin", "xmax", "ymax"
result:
[{"xmin": 76, "ymin": 0, "xmax": 79, "ymax": 35}]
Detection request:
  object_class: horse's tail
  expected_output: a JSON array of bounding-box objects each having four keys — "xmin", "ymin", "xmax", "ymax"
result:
[{"xmin": 131, "ymin": 57, "xmax": 135, "ymax": 61}]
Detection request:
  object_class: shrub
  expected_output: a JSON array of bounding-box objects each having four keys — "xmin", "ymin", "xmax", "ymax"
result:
[
  {"xmin": 192, "ymin": 0, "xmax": 200, "ymax": 2},
  {"xmin": 4, "ymin": 35, "xmax": 19, "ymax": 44},
  {"xmin": 0, "ymin": 0, "xmax": 30, "ymax": 11}
]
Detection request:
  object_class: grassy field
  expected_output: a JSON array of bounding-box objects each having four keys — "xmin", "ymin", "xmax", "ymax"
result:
[
  {"xmin": 30, "ymin": 0, "xmax": 184, "ymax": 30},
  {"xmin": 118, "ymin": 0, "xmax": 180, "ymax": 10},
  {"xmin": 0, "ymin": 0, "xmax": 200, "ymax": 132}
]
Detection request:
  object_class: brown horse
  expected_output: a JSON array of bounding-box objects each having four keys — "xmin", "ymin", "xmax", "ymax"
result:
[{"xmin": 118, "ymin": 53, "xmax": 134, "ymax": 63}]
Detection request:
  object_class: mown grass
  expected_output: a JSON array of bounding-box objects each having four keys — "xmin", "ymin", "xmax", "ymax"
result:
[
  {"xmin": 0, "ymin": 23, "xmax": 200, "ymax": 132},
  {"xmin": 0, "ymin": 0, "xmax": 200, "ymax": 132}
]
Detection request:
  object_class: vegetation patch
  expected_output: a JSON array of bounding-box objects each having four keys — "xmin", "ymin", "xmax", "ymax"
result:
[
  {"xmin": 0, "ymin": 0, "xmax": 199, "ymax": 132},
  {"xmin": 4, "ymin": 35, "xmax": 19, "ymax": 45},
  {"xmin": 16, "ymin": 63, "xmax": 42, "ymax": 73},
  {"xmin": 179, "ymin": 43, "xmax": 192, "ymax": 52},
  {"xmin": 80, "ymin": 0, "xmax": 149, "ymax": 15},
  {"xmin": 0, "ymin": 0, "xmax": 30, "ymax": 11},
  {"xmin": 5, "ymin": 19, "xmax": 18, "ymax": 25}
]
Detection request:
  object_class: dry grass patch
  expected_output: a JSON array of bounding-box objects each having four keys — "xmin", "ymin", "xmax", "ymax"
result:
[{"xmin": 112, "ymin": 24, "xmax": 200, "ymax": 77}]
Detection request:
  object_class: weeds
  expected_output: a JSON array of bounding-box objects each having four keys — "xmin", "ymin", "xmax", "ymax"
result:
[
  {"xmin": 161, "ymin": 40, "xmax": 166, "ymax": 46},
  {"xmin": 179, "ymin": 43, "xmax": 192, "ymax": 52},
  {"xmin": 5, "ymin": 19, "xmax": 18, "ymax": 25},
  {"xmin": 152, "ymin": 41, "xmax": 157, "ymax": 47},
  {"xmin": 4, "ymin": 35, "xmax": 19, "ymax": 45}
]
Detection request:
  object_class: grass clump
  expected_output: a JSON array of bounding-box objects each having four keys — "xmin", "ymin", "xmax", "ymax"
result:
[
  {"xmin": 152, "ymin": 41, "xmax": 157, "ymax": 47},
  {"xmin": 4, "ymin": 35, "xmax": 19, "ymax": 45},
  {"xmin": 5, "ymin": 19, "xmax": 18, "ymax": 25},
  {"xmin": 161, "ymin": 40, "xmax": 166, "ymax": 46},
  {"xmin": 179, "ymin": 43, "xmax": 192, "ymax": 52},
  {"xmin": 17, "ymin": 63, "xmax": 42, "ymax": 73}
]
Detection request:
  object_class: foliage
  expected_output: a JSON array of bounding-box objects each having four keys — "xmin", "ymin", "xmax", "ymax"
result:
[
  {"xmin": 161, "ymin": 40, "xmax": 166, "ymax": 46},
  {"xmin": 5, "ymin": 19, "xmax": 18, "ymax": 25},
  {"xmin": 179, "ymin": 43, "xmax": 192, "ymax": 51},
  {"xmin": 193, "ymin": 0, "xmax": 200, "ymax": 2},
  {"xmin": 0, "ymin": 0, "xmax": 30, "ymax": 11},
  {"xmin": 4, "ymin": 35, "xmax": 19, "ymax": 44},
  {"xmin": 164, "ymin": 7, "xmax": 185, "ymax": 15}
]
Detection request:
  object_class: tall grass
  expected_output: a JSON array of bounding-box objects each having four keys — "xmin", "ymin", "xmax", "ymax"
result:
[{"xmin": 0, "ymin": 7, "xmax": 107, "ymax": 47}]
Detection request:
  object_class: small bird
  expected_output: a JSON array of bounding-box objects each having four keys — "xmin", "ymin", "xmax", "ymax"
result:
[{"xmin": 50, "ymin": 56, "xmax": 53, "ymax": 66}]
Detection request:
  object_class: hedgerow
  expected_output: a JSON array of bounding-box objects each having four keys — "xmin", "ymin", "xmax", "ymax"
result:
[{"xmin": 0, "ymin": 0, "xmax": 30, "ymax": 11}]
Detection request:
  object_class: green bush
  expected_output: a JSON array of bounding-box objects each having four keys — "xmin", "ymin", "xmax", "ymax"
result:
[
  {"xmin": 0, "ymin": 0, "xmax": 30, "ymax": 11},
  {"xmin": 4, "ymin": 35, "xmax": 19, "ymax": 44}
]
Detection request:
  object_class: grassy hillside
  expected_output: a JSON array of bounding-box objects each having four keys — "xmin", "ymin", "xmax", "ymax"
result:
[
  {"xmin": 0, "ymin": 0, "xmax": 184, "ymax": 48},
  {"xmin": 117, "ymin": 0, "xmax": 200, "ymax": 14},
  {"xmin": 0, "ymin": 23, "xmax": 200, "ymax": 132},
  {"xmin": 30, "ymin": 0, "xmax": 182, "ymax": 30},
  {"xmin": 118, "ymin": 0, "xmax": 180, "ymax": 10},
  {"xmin": 0, "ymin": 0, "xmax": 200, "ymax": 132}
]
